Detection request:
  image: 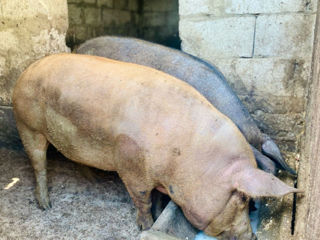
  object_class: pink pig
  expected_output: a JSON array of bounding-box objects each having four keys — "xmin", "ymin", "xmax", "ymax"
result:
[{"xmin": 13, "ymin": 54, "xmax": 301, "ymax": 240}]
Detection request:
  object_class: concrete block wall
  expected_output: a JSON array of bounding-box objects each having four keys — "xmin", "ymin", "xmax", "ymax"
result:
[
  {"xmin": 0, "ymin": 0, "xmax": 70, "ymax": 148},
  {"xmin": 67, "ymin": 0, "xmax": 140, "ymax": 48},
  {"xmin": 141, "ymin": 0, "xmax": 180, "ymax": 48},
  {"xmin": 67, "ymin": 0, "xmax": 180, "ymax": 49},
  {"xmin": 179, "ymin": 0, "xmax": 317, "ymax": 156}
]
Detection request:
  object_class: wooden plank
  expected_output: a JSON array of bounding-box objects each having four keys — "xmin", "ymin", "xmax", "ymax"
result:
[{"xmin": 296, "ymin": 1, "xmax": 320, "ymax": 239}]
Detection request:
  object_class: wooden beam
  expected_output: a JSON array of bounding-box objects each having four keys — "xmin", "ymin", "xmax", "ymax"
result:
[{"xmin": 296, "ymin": 1, "xmax": 320, "ymax": 239}]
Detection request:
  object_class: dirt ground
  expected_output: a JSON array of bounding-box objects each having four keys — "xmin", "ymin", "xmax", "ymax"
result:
[{"xmin": 0, "ymin": 147, "xmax": 141, "ymax": 240}]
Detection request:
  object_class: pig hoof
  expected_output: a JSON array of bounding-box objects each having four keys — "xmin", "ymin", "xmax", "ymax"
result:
[
  {"xmin": 36, "ymin": 192, "xmax": 51, "ymax": 210},
  {"xmin": 137, "ymin": 214, "xmax": 154, "ymax": 231},
  {"xmin": 38, "ymin": 199, "xmax": 52, "ymax": 210}
]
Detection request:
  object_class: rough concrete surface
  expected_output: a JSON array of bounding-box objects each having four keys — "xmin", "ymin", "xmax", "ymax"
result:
[
  {"xmin": 0, "ymin": 0, "xmax": 70, "ymax": 148},
  {"xmin": 0, "ymin": 148, "xmax": 141, "ymax": 240},
  {"xmin": 180, "ymin": 17, "xmax": 256, "ymax": 58},
  {"xmin": 67, "ymin": 0, "xmax": 179, "ymax": 49},
  {"xmin": 179, "ymin": 0, "xmax": 318, "ymax": 16}
]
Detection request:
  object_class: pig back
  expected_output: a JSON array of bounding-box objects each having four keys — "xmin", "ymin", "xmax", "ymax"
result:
[{"xmin": 77, "ymin": 36, "xmax": 262, "ymax": 147}]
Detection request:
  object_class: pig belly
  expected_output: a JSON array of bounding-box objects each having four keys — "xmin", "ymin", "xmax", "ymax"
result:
[{"xmin": 44, "ymin": 107, "xmax": 116, "ymax": 171}]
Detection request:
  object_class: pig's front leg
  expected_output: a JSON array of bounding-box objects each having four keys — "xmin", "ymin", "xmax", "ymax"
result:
[
  {"xmin": 114, "ymin": 134, "xmax": 154, "ymax": 230},
  {"xmin": 121, "ymin": 175, "xmax": 154, "ymax": 230}
]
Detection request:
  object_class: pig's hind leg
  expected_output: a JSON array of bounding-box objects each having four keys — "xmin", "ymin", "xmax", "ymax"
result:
[{"xmin": 16, "ymin": 121, "xmax": 50, "ymax": 210}]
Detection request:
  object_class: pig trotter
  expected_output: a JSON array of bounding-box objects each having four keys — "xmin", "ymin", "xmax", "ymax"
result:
[
  {"xmin": 137, "ymin": 205, "xmax": 154, "ymax": 230},
  {"xmin": 261, "ymin": 134, "xmax": 297, "ymax": 175},
  {"xmin": 35, "ymin": 170, "xmax": 52, "ymax": 210},
  {"xmin": 133, "ymin": 193, "xmax": 154, "ymax": 230}
]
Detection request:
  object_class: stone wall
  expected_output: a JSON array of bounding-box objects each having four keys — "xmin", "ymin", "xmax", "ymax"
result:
[
  {"xmin": 140, "ymin": 0, "xmax": 180, "ymax": 48},
  {"xmin": 67, "ymin": 0, "xmax": 140, "ymax": 48},
  {"xmin": 179, "ymin": 1, "xmax": 317, "ymax": 239},
  {"xmin": 179, "ymin": 0, "xmax": 317, "ymax": 157},
  {"xmin": 67, "ymin": 0, "xmax": 180, "ymax": 49},
  {"xmin": 0, "ymin": 0, "xmax": 70, "ymax": 148}
]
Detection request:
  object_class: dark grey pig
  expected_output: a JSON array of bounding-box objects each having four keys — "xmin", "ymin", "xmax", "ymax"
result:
[{"xmin": 76, "ymin": 36, "xmax": 295, "ymax": 175}]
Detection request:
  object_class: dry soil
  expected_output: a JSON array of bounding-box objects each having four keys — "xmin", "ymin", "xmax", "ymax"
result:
[{"xmin": 0, "ymin": 147, "xmax": 141, "ymax": 240}]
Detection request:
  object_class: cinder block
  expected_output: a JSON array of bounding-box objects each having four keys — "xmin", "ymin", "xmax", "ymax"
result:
[
  {"xmin": 180, "ymin": 16, "xmax": 255, "ymax": 58},
  {"xmin": 97, "ymin": 0, "xmax": 113, "ymax": 8},
  {"xmin": 102, "ymin": 9, "xmax": 131, "ymax": 25},
  {"xmin": 68, "ymin": 4, "xmax": 82, "ymax": 25},
  {"xmin": 72, "ymin": 25, "xmax": 88, "ymax": 42},
  {"xmin": 114, "ymin": 0, "xmax": 128, "ymax": 10},
  {"xmin": 179, "ymin": 0, "xmax": 210, "ymax": 16},
  {"xmin": 226, "ymin": 0, "xmax": 318, "ymax": 14},
  {"xmin": 144, "ymin": 0, "xmax": 177, "ymax": 12},
  {"xmin": 84, "ymin": 7, "xmax": 100, "ymax": 25},
  {"xmin": 128, "ymin": 0, "xmax": 138, "ymax": 11},
  {"xmin": 83, "ymin": 0, "xmax": 96, "ymax": 4},
  {"xmin": 67, "ymin": 0, "xmax": 83, "ymax": 3},
  {"xmin": 211, "ymin": 58, "xmax": 310, "ymax": 98},
  {"xmin": 179, "ymin": 0, "xmax": 318, "ymax": 16},
  {"xmin": 255, "ymin": 14, "xmax": 316, "ymax": 58},
  {"xmin": 143, "ymin": 12, "xmax": 167, "ymax": 27}
]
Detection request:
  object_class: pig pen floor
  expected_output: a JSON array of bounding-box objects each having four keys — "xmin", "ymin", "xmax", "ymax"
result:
[{"xmin": 0, "ymin": 147, "xmax": 141, "ymax": 240}]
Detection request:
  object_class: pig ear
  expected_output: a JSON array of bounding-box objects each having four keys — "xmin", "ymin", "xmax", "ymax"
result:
[{"xmin": 233, "ymin": 168, "xmax": 303, "ymax": 198}]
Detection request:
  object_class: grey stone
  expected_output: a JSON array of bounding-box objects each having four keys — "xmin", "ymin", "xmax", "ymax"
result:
[
  {"xmin": 180, "ymin": 16, "xmax": 255, "ymax": 58},
  {"xmin": 151, "ymin": 201, "xmax": 197, "ymax": 239},
  {"xmin": 140, "ymin": 230, "xmax": 182, "ymax": 240},
  {"xmin": 255, "ymin": 14, "xmax": 316, "ymax": 58}
]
